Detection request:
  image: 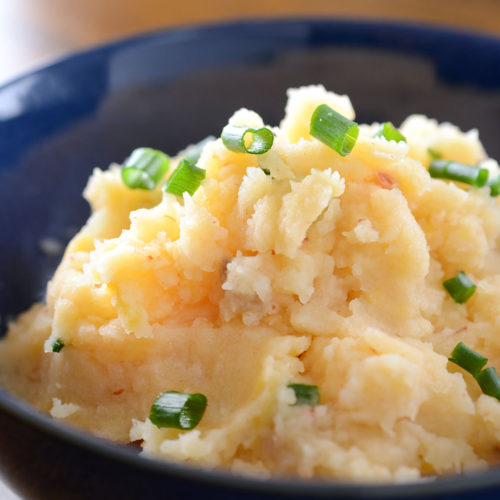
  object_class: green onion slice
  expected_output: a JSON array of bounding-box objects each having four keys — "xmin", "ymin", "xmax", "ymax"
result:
[
  {"xmin": 448, "ymin": 343, "xmax": 500, "ymax": 401},
  {"xmin": 149, "ymin": 391, "xmax": 207, "ymax": 430},
  {"xmin": 487, "ymin": 174, "xmax": 500, "ymax": 197},
  {"xmin": 374, "ymin": 122, "xmax": 406, "ymax": 143},
  {"xmin": 164, "ymin": 159, "xmax": 206, "ymax": 197},
  {"xmin": 287, "ymin": 383, "xmax": 320, "ymax": 406},
  {"xmin": 310, "ymin": 104, "xmax": 359, "ymax": 156},
  {"xmin": 476, "ymin": 367, "xmax": 500, "ymax": 401},
  {"xmin": 443, "ymin": 271, "xmax": 477, "ymax": 304},
  {"xmin": 427, "ymin": 148, "xmax": 442, "ymax": 160},
  {"xmin": 121, "ymin": 147, "xmax": 170, "ymax": 190},
  {"xmin": 449, "ymin": 342, "xmax": 487, "ymax": 377},
  {"xmin": 52, "ymin": 338, "xmax": 65, "ymax": 353},
  {"xmin": 221, "ymin": 125, "xmax": 274, "ymax": 155},
  {"xmin": 121, "ymin": 167, "xmax": 156, "ymax": 190},
  {"xmin": 429, "ymin": 160, "xmax": 489, "ymax": 188},
  {"xmin": 184, "ymin": 136, "xmax": 215, "ymax": 165}
]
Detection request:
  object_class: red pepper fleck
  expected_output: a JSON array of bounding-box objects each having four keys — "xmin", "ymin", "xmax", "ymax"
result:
[
  {"xmin": 375, "ymin": 172, "xmax": 396, "ymax": 190},
  {"xmin": 147, "ymin": 255, "xmax": 153, "ymax": 260},
  {"xmin": 113, "ymin": 389, "xmax": 124, "ymax": 396}
]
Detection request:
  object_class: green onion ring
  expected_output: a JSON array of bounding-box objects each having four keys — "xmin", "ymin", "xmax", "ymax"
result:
[
  {"xmin": 310, "ymin": 104, "xmax": 359, "ymax": 156},
  {"xmin": 164, "ymin": 159, "xmax": 206, "ymax": 197},
  {"xmin": 429, "ymin": 160, "xmax": 489, "ymax": 188},
  {"xmin": 287, "ymin": 383, "xmax": 320, "ymax": 406},
  {"xmin": 374, "ymin": 122, "xmax": 406, "ymax": 143},
  {"xmin": 150, "ymin": 391, "xmax": 207, "ymax": 430},
  {"xmin": 221, "ymin": 125, "xmax": 274, "ymax": 155},
  {"xmin": 121, "ymin": 147, "xmax": 170, "ymax": 190},
  {"xmin": 443, "ymin": 271, "xmax": 477, "ymax": 304},
  {"xmin": 449, "ymin": 341, "xmax": 487, "ymax": 376}
]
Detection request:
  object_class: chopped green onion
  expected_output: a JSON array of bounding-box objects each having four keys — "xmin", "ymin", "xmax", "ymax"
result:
[
  {"xmin": 221, "ymin": 125, "xmax": 274, "ymax": 155},
  {"xmin": 121, "ymin": 167, "xmax": 156, "ymax": 190},
  {"xmin": 443, "ymin": 271, "xmax": 477, "ymax": 304},
  {"xmin": 374, "ymin": 122, "xmax": 406, "ymax": 143},
  {"xmin": 429, "ymin": 160, "xmax": 489, "ymax": 188},
  {"xmin": 261, "ymin": 168, "xmax": 271, "ymax": 176},
  {"xmin": 427, "ymin": 148, "xmax": 442, "ymax": 160},
  {"xmin": 287, "ymin": 383, "xmax": 320, "ymax": 406},
  {"xmin": 476, "ymin": 367, "xmax": 500, "ymax": 401},
  {"xmin": 487, "ymin": 174, "xmax": 500, "ymax": 197},
  {"xmin": 448, "ymin": 343, "xmax": 500, "ymax": 401},
  {"xmin": 310, "ymin": 104, "xmax": 359, "ymax": 156},
  {"xmin": 125, "ymin": 148, "xmax": 170, "ymax": 181},
  {"xmin": 449, "ymin": 342, "xmax": 487, "ymax": 376},
  {"xmin": 52, "ymin": 338, "xmax": 65, "ymax": 353},
  {"xmin": 184, "ymin": 136, "xmax": 215, "ymax": 165},
  {"xmin": 121, "ymin": 147, "xmax": 170, "ymax": 190},
  {"xmin": 164, "ymin": 159, "xmax": 206, "ymax": 197},
  {"xmin": 149, "ymin": 391, "xmax": 207, "ymax": 430}
]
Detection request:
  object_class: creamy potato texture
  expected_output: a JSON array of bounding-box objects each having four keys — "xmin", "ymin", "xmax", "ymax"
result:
[{"xmin": 2, "ymin": 85, "xmax": 500, "ymax": 480}]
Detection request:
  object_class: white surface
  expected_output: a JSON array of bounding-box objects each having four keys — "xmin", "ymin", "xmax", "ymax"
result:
[{"xmin": 0, "ymin": 480, "xmax": 20, "ymax": 500}]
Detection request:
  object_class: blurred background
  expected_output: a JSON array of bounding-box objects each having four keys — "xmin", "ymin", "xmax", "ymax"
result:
[
  {"xmin": 2, "ymin": 0, "xmax": 500, "ymax": 84},
  {"xmin": 0, "ymin": 1, "xmax": 500, "ymax": 499}
]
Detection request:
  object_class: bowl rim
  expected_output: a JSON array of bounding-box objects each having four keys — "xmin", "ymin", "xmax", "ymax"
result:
[
  {"xmin": 1, "ymin": 15, "xmax": 499, "ymax": 92},
  {"xmin": 1, "ymin": 16, "xmax": 500, "ymax": 497},
  {"xmin": 2, "ymin": 385, "xmax": 498, "ymax": 498}
]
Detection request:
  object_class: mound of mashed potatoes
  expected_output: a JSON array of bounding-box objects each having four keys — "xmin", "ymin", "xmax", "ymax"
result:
[{"xmin": 2, "ymin": 85, "xmax": 500, "ymax": 481}]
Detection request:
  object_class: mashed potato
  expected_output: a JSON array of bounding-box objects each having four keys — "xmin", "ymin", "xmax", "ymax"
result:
[{"xmin": 1, "ymin": 85, "xmax": 500, "ymax": 481}]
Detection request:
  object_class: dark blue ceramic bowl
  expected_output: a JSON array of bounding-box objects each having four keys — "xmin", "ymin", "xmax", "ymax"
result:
[{"xmin": 1, "ymin": 19, "xmax": 500, "ymax": 500}]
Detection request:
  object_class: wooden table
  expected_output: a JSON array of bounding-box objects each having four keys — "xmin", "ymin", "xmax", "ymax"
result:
[{"xmin": 2, "ymin": 0, "xmax": 500, "ymax": 84}]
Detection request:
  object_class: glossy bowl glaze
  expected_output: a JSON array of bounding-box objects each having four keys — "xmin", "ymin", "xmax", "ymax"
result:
[{"xmin": 1, "ymin": 19, "xmax": 500, "ymax": 500}]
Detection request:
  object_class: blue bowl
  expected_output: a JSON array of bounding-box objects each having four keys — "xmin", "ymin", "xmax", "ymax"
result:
[{"xmin": 1, "ymin": 19, "xmax": 500, "ymax": 499}]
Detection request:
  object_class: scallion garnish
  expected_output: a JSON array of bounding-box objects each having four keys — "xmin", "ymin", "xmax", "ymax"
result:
[
  {"xmin": 427, "ymin": 148, "xmax": 442, "ymax": 160},
  {"xmin": 287, "ymin": 383, "xmax": 320, "ymax": 406},
  {"xmin": 184, "ymin": 136, "xmax": 215, "ymax": 165},
  {"xmin": 221, "ymin": 125, "xmax": 274, "ymax": 155},
  {"xmin": 149, "ymin": 391, "xmax": 207, "ymax": 430},
  {"xmin": 443, "ymin": 271, "xmax": 477, "ymax": 304},
  {"xmin": 429, "ymin": 160, "xmax": 489, "ymax": 188},
  {"xmin": 121, "ymin": 147, "xmax": 170, "ymax": 190},
  {"xmin": 487, "ymin": 174, "xmax": 500, "ymax": 197},
  {"xmin": 310, "ymin": 104, "xmax": 359, "ymax": 157},
  {"xmin": 374, "ymin": 122, "xmax": 406, "ymax": 143},
  {"xmin": 449, "ymin": 343, "xmax": 500, "ymax": 401},
  {"xmin": 164, "ymin": 159, "xmax": 206, "ymax": 197},
  {"xmin": 52, "ymin": 338, "xmax": 65, "ymax": 353},
  {"xmin": 476, "ymin": 367, "xmax": 500, "ymax": 400},
  {"xmin": 449, "ymin": 341, "xmax": 487, "ymax": 376},
  {"xmin": 121, "ymin": 168, "xmax": 156, "ymax": 190}
]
